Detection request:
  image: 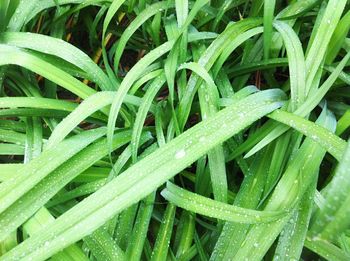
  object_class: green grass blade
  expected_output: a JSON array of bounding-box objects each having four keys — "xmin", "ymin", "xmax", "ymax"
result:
[
  {"xmin": 0, "ymin": 128, "xmax": 106, "ymax": 216},
  {"xmin": 263, "ymin": 0, "xmax": 276, "ymax": 59},
  {"xmin": 0, "ymin": 32, "xmax": 112, "ymax": 91},
  {"xmin": 305, "ymin": 0, "xmax": 347, "ymax": 92},
  {"xmin": 268, "ymin": 109, "xmax": 346, "ymax": 161},
  {"xmin": 243, "ymin": 51, "xmax": 350, "ymax": 158},
  {"xmin": 274, "ymin": 20, "xmax": 306, "ymax": 109},
  {"xmin": 304, "ymin": 236, "xmax": 350, "ymax": 261},
  {"xmin": 113, "ymin": 2, "xmax": 174, "ymax": 70},
  {"xmin": 310, "ymin": 140, "xmax": 350, "ymax": 241},
  {"xmin": 0, "ymin": 130, "xmax": 136, "ymax": 241},
  {"xmin": 2, "ymin": 89, "xmax": 284, "ymax": 260},
  {"xmin": 161, "ymin": 182, "xmax": 286, "ymax": 223}
]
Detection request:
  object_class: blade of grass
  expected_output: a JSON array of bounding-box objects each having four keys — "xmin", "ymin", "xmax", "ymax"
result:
[{"xmin": 2, "ymin": 89, "xmax": 285, "ymax": 260}]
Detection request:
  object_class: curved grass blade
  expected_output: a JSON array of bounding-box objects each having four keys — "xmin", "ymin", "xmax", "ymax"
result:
[
  {"xmin": 161, "ymin": 182, "xmax": 286, "ymax": 223},
  {"xmin": 0, "ymin": 44, "xmax": 95, "ymax": 99},
  {"xmin": 45, "ymin": 92, "xmax": 115, "ymax": 149},
  {"xmin": 274, "ymin": 20, "xmax": 306, "ymax": 109},
  {"xmin": 2, "ymin": 89, "xmax": 285, "ymax": 260},
  {"xmin": 213, "ymin": 26, "xmax": 264, "ymax": 77},
  {"xmin": 242, "ymin": 51, "xmax": 350, "ymax": 159},
  {"xmin": 102, "ymin": 0, "xmax": 125, "ymax": 39},
  {"xmin": 113, "ymin": 1, "xmax": 174, "ymax": 70},
  {"xmin": 276, "ymin": 0, "xmax": 320, "ymax": 20},
  {"xmin": 0, "ymin": 32, "xmax": 112, "ymax": 91},
  {"xmin": 6, "ymin": 0, "xmax": 39, "ymax": 31},
  {"xmin": 107, "ymin": 31, "xmax": 219, "ymax": 153},
  {"xmin": 107, "ymin": 40, "xmax": 174, "ymax": 153},
  {"xmin": 268, "ymin": 110, "xmax": 346, "ymax": 161}
]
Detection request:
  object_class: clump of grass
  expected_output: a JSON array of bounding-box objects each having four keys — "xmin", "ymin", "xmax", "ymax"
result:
[{"xmin": 0, "ymin": 0, "xmax": 349, "ymax": 260}]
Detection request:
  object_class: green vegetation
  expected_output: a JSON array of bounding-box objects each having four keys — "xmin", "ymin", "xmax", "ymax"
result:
[{"xmin": 0, "ymin": 0, "xmax": 349, "ymax": 260}]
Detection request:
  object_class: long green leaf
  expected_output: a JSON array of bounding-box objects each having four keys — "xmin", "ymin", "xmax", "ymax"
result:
[{"xmin": 1, "ymin": 89, "xmax": 284, "ymax": 260}]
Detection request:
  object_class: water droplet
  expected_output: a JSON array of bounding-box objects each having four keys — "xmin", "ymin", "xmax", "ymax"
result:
[{"xmin": 175, "ymin": 149, "xmax": 186, "ymax": 159}]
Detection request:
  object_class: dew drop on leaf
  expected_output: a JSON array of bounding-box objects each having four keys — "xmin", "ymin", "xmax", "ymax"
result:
[{"xmin": 175, "ymin": 149, "xmax": 186, "ymax": 159}]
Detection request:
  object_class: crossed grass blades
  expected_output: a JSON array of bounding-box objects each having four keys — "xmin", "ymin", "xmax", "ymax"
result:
[{"xmin": 0, "ymin": 0, "xmax": 349, "ymax": 260}]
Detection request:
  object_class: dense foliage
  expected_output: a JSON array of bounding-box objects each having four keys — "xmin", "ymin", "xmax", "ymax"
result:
[{"xmin": 0, "ymin": 0, "xmax": 350, "ymax": 260}]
